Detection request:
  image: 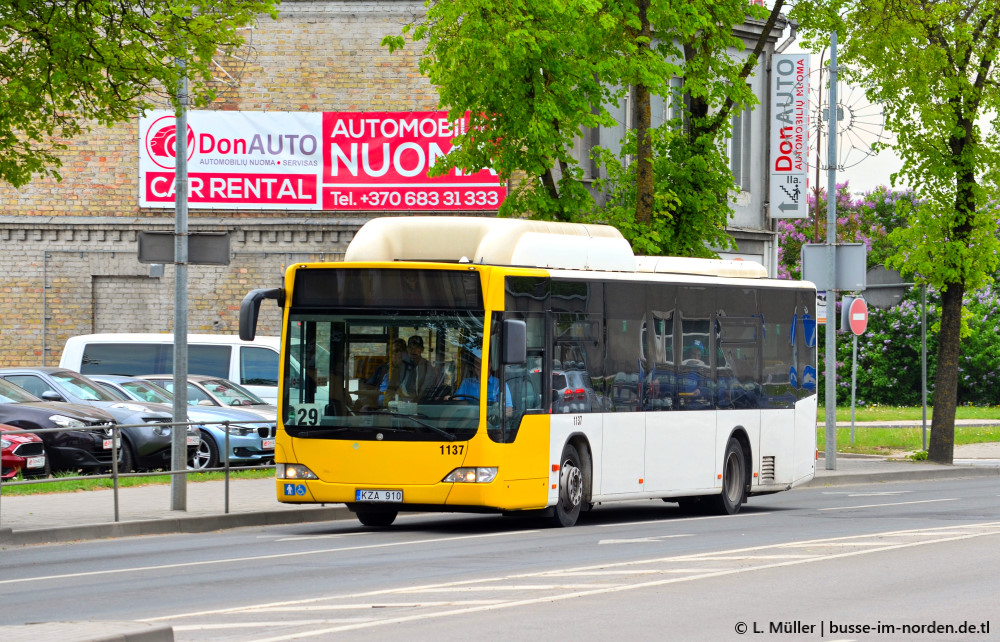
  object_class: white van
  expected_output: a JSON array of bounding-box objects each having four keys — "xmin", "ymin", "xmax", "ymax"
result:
[{"xmin": 59, "ymin": 333, "xmax": 280, "ymax": 403}]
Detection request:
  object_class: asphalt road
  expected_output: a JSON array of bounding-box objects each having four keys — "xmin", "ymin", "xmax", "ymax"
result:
[{"xmin": 2, "ymin": 476, "xmax": 998, "ymax": 641}]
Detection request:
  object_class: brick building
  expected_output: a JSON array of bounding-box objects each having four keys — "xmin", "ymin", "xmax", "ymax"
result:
[{"xmin": 0, "ymin": 0, "xmax": 794, "ymax": 367}]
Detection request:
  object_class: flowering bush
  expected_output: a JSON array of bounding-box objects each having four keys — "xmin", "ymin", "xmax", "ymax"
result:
[
  {"xmin": 819, "ymin": 286, "xmax": 937, "ymax": 406},
  {"xmin": 777, "ymin": 182, "xmax": 918, "ymax": 279},
  {"xmin": 783, "ymin": 183, "xmax": 1000, "ymax": 407}
]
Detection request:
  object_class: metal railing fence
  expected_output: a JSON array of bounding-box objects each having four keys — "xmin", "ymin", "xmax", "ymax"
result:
[{"xmin": 0, "ymin": 419, "xmax": 276, "ymax": 527}]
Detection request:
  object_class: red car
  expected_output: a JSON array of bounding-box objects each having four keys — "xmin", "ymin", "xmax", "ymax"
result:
[{"xmin": 1, "ymin": 424, "xmax": 48, "ymax": 480}]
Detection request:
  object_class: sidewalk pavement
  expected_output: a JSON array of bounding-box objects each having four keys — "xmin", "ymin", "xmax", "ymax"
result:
[{"xmin": 1, "ymin": 443, "xmax": 998, "ymax": 548}]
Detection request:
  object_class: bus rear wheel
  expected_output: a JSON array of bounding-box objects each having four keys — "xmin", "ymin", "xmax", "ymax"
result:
[
  {"xmin": 553, "ymin": 444, "xmax": 585, "ymax": 527},
  {"xmin": 355, "ymin": 508, "xmax": 397, "ymax": 527},
  {"xmin": 712, "ymin": 437, "xmax": 746, "ymax": 515}
]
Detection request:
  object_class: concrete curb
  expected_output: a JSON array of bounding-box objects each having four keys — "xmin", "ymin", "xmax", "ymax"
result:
[
  {"xmin": 0, "ymin": 505, "xmax": 354, "ymax": 546},
  {"xmin": 0, "ymin": 621, "xmax": 174, "ymax": 642},
  {"xmin": 808, "ymin": 464, "xmax": 1000, "ymax": 487}
]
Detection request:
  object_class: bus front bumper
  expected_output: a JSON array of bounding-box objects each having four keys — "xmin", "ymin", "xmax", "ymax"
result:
[{"xmin": 276, "ymin": 477, "xmax": 549, "ymax": 511}]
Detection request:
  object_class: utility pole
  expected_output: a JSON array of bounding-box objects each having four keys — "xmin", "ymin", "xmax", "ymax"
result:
[
  {"xmin": 824, "ymin": 31, "xmax": 839, "ymax": 470},
  {"xmin": 172, "ymin": 63, "xmax": 190, "ymax": 511}
]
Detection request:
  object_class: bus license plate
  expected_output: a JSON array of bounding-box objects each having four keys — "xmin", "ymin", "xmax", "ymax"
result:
[{"xmin": 356, "ymin": 489, "xmax": 402, "ymax": 503}]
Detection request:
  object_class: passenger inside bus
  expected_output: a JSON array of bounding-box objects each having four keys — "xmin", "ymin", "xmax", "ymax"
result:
[
  {"xmin": 682, "ymin": 340, "xmax": 707, "ymax": 365},
  {"xmin": 450, "ymin": 350, "xmax": 513, "ymax": 416},
  {"xmin": 355, "ymin": 338, "xmax": 408, "ymax": 410},
  {"xmin": 403, "ymin": 335, "xmax": 436, "ymax": 400},
  {"xmin": 678, "ymin": 339, "xmax": 712, "ymax": 409}
]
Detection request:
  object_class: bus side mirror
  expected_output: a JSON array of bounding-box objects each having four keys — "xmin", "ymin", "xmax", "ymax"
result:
[
  {"xmin": 239, "ymin": 288, "xmax": 284, "ymax": 341},
  {"xmin": 503, "ymin": 319, "xmax": 527, "ymax": 365}
]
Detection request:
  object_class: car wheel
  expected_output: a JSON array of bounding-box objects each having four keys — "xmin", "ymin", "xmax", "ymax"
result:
[
  {"xmin": 711, "ymin": 436, "xmax": 746, "ymax": 515},
  {"xmin": 552, "ymin": 443, "xmax": 585, "ymax": 527},
  {"xmin": 189, "ymin": 430, "xmax": 219, "ymax": 470},
  {"xmin": 116, "ymin": 439, "xmax": 135, "ymax": 475},
  {"xmin": 355, "ymin": 508, "xmax": 397, "ymax": 527}
]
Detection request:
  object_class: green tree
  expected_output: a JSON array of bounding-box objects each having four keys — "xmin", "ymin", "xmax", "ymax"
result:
[
  {"xmin": 798, "ymin": 1, "xmax": 1000, "ymax": 463},
  {"xmin": 0, "ymin": 0, "xmax": 277, "ymax": 188},
  {"xmin": 384, "ymin": 0, "xmax": 786, "ymax": 256}
]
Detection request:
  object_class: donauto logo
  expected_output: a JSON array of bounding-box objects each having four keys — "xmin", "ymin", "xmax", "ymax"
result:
[{"xmin": 144, "ymin": 115, "xmax": 196, "ymax": 169}]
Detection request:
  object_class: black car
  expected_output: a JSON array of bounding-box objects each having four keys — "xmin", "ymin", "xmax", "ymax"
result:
[
  {"xmin": 0, "ymin": 377, "xmax": 119, "ymax": 473},
  {"xmin": 0, "ymin": 367, "xmax": 198, "ymax": 473}
]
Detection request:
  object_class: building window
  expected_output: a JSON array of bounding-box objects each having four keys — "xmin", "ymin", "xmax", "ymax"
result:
[{"xmin": 728, "ymin": 102, "xmax": 752, "ymax": 192}]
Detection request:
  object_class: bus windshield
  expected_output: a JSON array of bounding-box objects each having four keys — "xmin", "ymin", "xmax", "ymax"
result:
[{"xmin": 283, "ymin": 311, "xmax": 487, "ymax": 442}]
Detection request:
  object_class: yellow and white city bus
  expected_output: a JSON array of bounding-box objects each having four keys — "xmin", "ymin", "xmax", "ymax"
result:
[{"xmin": 240, "ymin": 216, "xmax": 817, "ymax": 527}]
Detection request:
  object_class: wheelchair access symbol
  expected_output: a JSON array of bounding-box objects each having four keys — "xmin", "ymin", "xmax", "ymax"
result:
[{"xmin": 284, "ymin": 483, "xmax": 307, "ymax": 497}]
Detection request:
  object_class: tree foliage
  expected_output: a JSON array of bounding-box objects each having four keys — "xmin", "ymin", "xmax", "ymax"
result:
[
  {"xmin": 797, "ymin": 0, "xmax": 1000, "ymax": 463},
  {"xmin": 0, "ymin": 0, "xmax": 278, "ymax": 188},
  {"xmin": 384, "ymin": 0, "xmax": 783, "ymax": 256}
]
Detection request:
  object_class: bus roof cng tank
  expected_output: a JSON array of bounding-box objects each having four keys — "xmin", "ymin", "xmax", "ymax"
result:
[
  {"xmin": 344, "ymin": 216, "xmax": 636, "ymax": 271},
  {"xmin": 635, "ymin": 255, "xmax": 768, "ymax": 278},
  {"xmin": 345, "ymin": 216, "xmax": 769, "ymax": 278}
]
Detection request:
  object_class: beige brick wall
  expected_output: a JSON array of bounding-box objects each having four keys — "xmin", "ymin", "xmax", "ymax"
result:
[{"xmin": 0, "ymin": 1, "xmax": 437, "ymax": 366}]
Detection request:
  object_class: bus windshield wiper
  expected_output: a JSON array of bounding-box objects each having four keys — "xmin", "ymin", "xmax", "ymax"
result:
[
  {"xmin": 358, "ymin": 409, "xmax": 457, "ymax": 441},
  {"xmin": 288, "ymin": 425, "xmax": 353, "ymax": 437}
]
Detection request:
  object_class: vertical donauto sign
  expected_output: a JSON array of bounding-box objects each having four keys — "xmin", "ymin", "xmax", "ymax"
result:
[
  {"xmin": 769, "ymin": 53, "xmax": 810, "ymax": 218},
  {"xmin": 139, "ymin": 110, "xmax": 505, "ymax": 211}
]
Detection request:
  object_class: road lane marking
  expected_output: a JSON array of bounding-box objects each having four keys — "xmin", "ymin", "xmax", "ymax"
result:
[
  {"xmin": 251, "ymin": 601, "xmax": 505, "ymax": 612},
  {"xmin": 0, "ymin": 529, "xmax": 538, "ymax": 587},
  {"xmin": 238, "ymin": 521, "xmax": 1000, "ymax": 641},
  {"xmin": 598, "ymin": 535, "xmax": 693, "ymax": 544},
  {"xmin": 818, "ymin": 498, "xmax": 956, "ymax": 511},
  {"xmin": 142, "ymin": 520, "xmax": 1000, "ymax": 640},
  {"xmin": 173, "ymin": 620, "xmax": 366, "ymax": 631},
  {"xmin": 595, "ymin": 511, "xmax": 770, "ymax": 527},
  {"xmin": 822, "ymin": 491, "xmax": 909, "ymax": 496},
  {"xmin": 273, "ymin": 532, "xmax": 370, "ymax": 542}
]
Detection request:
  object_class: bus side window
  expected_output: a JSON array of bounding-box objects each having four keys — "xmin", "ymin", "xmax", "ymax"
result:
[{"xmin": 498, "ymin": 314, "xmax": 544, "ymax": 443}]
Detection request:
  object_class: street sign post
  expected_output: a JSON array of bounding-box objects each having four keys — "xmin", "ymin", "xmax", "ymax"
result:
[{"xmin": 841, "ymin": 295, "xmax": 868, "ymax": 443}]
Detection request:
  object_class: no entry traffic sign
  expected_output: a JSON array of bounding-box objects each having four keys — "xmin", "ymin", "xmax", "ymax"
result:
[{"xmin": 847, "ymin": 296, "xmax": 868, "ymax": 335}]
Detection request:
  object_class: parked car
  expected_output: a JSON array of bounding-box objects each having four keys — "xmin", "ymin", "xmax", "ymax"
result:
[
  {"xmin": 59, "ymin": 333, "xmax": 280, "ymax": 403},
  {"xmin": 91, "ymin": 375, "xmax": 275, "ymax": 470},
  {"xmin": 1, "ymin": 424, "xmax": 48, "ymax": 479},
  {"xmin": 0, "ymin": 367, "xmax": 199, "ymax": 473},
  {"xmin": 0, "ymin": 377, "xmax": 119, "ymax": 473},
  {"xmin": 138, "ymin": 374, "xmax": 278, "ymax": 422},
  {"xmin": 551, "ymin": 366, "xmax": 604, "ymax": 414}
]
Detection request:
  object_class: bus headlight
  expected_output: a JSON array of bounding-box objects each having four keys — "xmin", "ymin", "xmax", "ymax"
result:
[
  {"xmin": 276, "ymin": 463, "xmax": 318, "ymax": 480},
  {"xmin": 443, "ymin": 467, "xmax": 497, "ymax": 483}
]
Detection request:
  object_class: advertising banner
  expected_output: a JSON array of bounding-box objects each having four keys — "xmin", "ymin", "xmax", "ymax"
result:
[
  {"xmin": 138, "ymin": 110, "xmax": 505, "ymax": 211},
  {"xmin": 769, "ymin": 53, "xmax": 810, "ymax": 218}
]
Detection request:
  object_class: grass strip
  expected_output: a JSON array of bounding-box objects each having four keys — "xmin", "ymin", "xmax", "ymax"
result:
[
  {"xmin": 823, "ymin": 405, "xmax": 1000, "ymax": 423},
  {"xmin": 817, "ymin": 425, "xmax": 1000, "ymax": 455},
  {"xmin": 1, "ymin": 467, "xmax": 275, "ymax": 496}
]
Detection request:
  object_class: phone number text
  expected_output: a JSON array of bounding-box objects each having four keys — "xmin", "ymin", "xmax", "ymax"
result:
[{"xmin": 323, "ymin": 186, "xmax": 506, "ymax": 211}]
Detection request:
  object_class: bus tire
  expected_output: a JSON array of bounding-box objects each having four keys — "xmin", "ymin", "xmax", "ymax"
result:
[
  {"xmin": 712, "ymin": 437, "xmax": 746, "ymax": 515},
  {"xmin": 356, "ymin": 508, "xmax": 397, "ymax": 527},
  {"xmin": 553, "ymin": 443, "xmax": 585, "ymax": 527}
]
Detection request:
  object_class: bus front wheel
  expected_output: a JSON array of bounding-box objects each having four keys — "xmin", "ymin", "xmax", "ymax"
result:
[
  {"xmin": 553, "ymin": 444, "xmax": 585, "ymax": 527},
  {"xmin": 712, "ymin": 437, "xmax": 746, "ymax": 515}
]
